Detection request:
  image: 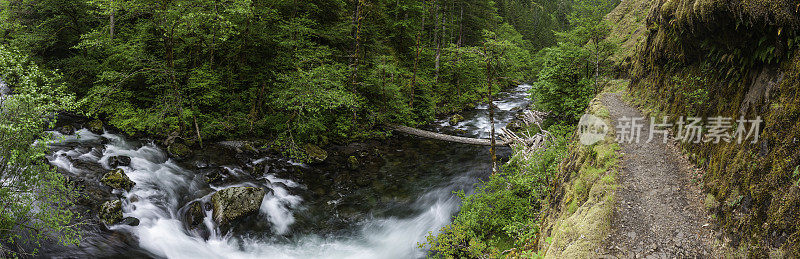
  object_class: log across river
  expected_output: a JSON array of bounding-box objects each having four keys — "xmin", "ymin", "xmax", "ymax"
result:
[{"xmin": 388, "ymin": 124, "xmax": 511, "ymax": 146}]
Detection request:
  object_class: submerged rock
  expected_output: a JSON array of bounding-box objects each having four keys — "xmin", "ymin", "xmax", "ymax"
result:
[
  {"xmin": 101, "ymin": 168, "xmax": 135, "ymax": 191},
  {"xmin": 211, "ymin": 187, "xmax": 267, "ymax": 226},
  {"xmin": 86, "ymin": 119, "xmax": 104, "ymax": 134},
  {"xmin": 305, "ymin": 144, "xmax": 328, "ymax": 163},
  {"xmin": 108, "ymin": 155, "xmax": 131, "ymax": 168},
  {"xmin": 100, "ymin": 200, "xmax": 123, "ymax": 225},
  {"xmin": 449, "ymin": 114, "xmax": 464, "ymax": 126}
]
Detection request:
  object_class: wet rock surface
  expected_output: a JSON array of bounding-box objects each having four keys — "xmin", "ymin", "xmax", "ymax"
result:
[
  {"xmin": 304, "ymin": 144, "xmax": 328, "ymax": 163},
  {"xmin": 100, "ymin": 200, "xmax": 123, "ymax": 225},
  {"xmin": 107, "ymin": 155, "xmax": 131, "ymax": 167},
  {"xmin": 211, "ymin": 186, "xmax": 268, "ymax": 226},
  {"xmin": 101, "ymin": 168, "xmax": 135, "ymax": 191},
  {"xmin": 85, "ymin": 119, "xmax": 104, "ymax": 134},
  {"xmin": 118, "ymin": 217, "xmax": 140, "ymax": 226}
]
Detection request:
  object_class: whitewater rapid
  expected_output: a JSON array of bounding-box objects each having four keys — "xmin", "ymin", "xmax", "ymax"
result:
[
  {"xmin": 45, "ymin": 84, "xmax": 532, "ymax": 258},
  {"xmin": 48, "ymin": 130, "xmax": 460, "ymax": 259}
]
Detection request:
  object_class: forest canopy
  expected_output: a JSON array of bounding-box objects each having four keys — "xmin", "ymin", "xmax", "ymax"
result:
[{"xmin": 0, "ymin": 0, "xmax": 577, "ymax": 155}]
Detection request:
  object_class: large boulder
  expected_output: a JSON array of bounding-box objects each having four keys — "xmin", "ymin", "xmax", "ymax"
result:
[
  {"xmin": 99, "ymin": 200, "xmax": 123, "ymax": 225},
  {"xmin": 304, "ymin": 144, "xmax": 327, "ymax": 163},
  {"xmin": 101, "ymin": 168, "xmax": 135, "ymax": 191},
  {"xmin": 108, "ymin": 155, "xmax": 131, "ymax": 168},
  {"xmin": 211, "ymin": 187, "xmax": 267, "ymax": 226}
]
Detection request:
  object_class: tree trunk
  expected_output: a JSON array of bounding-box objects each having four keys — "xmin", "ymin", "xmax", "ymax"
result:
[
  {"xmin": 352, "ymin": 0, "xmax": 362, "ymax": 86},
  {"xmin": 484, "ymin": 45, "xmax": 497, "ymax": 174},
  {"xmin": 109, "ymin": 10, "xmax": 115, "ymax": 39},
  {"xmin": 410, "ymin": 0, "xmax": 426, "ymax": 108},
  {"xmin": 389, "ymin": 124, "xmax": 509, "ymax": 146},
  {"xmin": 434, "ymin": 0, "xmax": 440, "ymax": 84}
]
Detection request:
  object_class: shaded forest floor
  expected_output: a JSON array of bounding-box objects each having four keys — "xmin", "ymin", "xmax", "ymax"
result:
[{"xmin": 598, "ymin": 92, "xmax": 723, "ymax": 258}]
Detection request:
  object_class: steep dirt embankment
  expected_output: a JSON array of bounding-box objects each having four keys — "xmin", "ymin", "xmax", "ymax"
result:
[{"xmin": 628, "ymin": 0, "xmax": 800, "ymax": 256}]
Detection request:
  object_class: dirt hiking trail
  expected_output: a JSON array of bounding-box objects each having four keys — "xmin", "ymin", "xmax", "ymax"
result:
[{"xmin": 599, "ymin": 92, "xmax": 721, "ymax": 258}]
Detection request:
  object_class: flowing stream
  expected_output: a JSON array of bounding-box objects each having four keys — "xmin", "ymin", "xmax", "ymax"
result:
[{"xmin": 42, "ymin": 85, "xmax": 531, "ymax": 258}]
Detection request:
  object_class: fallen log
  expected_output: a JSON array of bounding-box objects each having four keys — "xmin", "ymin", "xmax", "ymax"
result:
[{"xmin": 388, "ymin": 124, "xmax": 510, "ymax": 146}]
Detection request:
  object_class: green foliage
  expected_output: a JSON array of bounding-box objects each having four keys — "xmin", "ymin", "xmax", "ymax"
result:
[
  {"xmin": 531, "ymin": 43, "xmax": 595, "ymax": 122},
  {"xmin": 0, "ymin": 46, "xmax": 81, "ymax": 256},
  {"xmin": 420, "ymin": 126, "xmax": 570, "ymax": 258},
  {"xmin": 672, "ymin": 75, "xmax": 709, "ymax": 116},
  {"xmin": 530, "ymin": 0, "xmax": 618, "ymax": 123},
  {"xmin": 1, "ymin": 0, "xmax": 538, "ymax": 153}
]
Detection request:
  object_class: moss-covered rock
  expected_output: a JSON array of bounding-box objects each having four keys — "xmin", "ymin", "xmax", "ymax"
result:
[
  {"xmin": 85, "ymin": 119, "xmax": 104, "ymax": 134},
  {"xmin": 99, "ymin": 200, "xmax": 123, "ymax": 225},
  {"xmin": 101, "ymin": 168, "xmax": 135, "ymax": 191},
  {"xmin": 304, "ymin": 144, "xmax": 327, "ymax": 163},
  {"xmin": 211, "ymin": 187, "xmax": 267, "ymax": 226},
  {"xmin": 168, "ymin": 143, "xmax": 192, "ymax": 160},
  {"xmin": 348, "ymin": 156, "xmax": 359, "ymax": 170},
  {"xmin": 449, "ymin": 114, "xmax": 464, "ymax": 126}
]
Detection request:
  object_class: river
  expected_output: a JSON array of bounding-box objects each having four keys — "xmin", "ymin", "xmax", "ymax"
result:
[{"xmin": 41, "ymin": 85, "xmax": 532, "ymax": 258}]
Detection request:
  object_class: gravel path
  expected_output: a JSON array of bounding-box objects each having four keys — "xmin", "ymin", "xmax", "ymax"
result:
[{"xmin": 599, "ymin": 93, "xmax": 720, "ymax": 258}]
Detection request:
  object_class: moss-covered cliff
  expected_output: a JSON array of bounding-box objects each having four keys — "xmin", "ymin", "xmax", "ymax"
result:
[{"xmin": 629, "ymin": 0, "xmax": 800, "ymax": 256}]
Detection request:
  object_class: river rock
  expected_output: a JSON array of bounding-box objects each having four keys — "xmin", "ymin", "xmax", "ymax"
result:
[
  {"xmin": 168, "ymin": 143, "xmax": 192, "ymax": 160},
  {"xmin": 185, "ymin": 201, "xmax": 206, "ymax": 227},
  {"xmin": 108, "ymin": 155, "xmax": 131, "ymax": 168},
  {"xmin": 199, "ymin": 167, "xmax": 229, "ymax": 184},
  {"xmin": 183, "ymin": 201, "xmax": 210, "ymax": 239},
  {"xmin": 101, "ymin": 168, "xmax": 135, "ymax": 191},
  {"xmin": 449, "ymin": 114, "xmax": 464, "ymax": 126},
  {"xmin": 348, "ymin": 156, "xmax": 359, "ymax": 170},
  {"xmin": 100, "ymin": 200, "xmax": 123, "ymax": 225},
  {"xmin": 58, "ymin": 125, "xmax": 75, "ymax": 135},
  {"xmin": 211, "ymin": 187, "xmax": 267, "ymax": 225},
  {"xmin": 119, "ymin": 217, "xmax": 140, "ymax": 226},
  {"xmin": 305, "ymin": 144, "xmax": 327, "ymax": 163},
  {"xmin": 86, "ymin": 119, "xmax": 104, "ymax": 134}
]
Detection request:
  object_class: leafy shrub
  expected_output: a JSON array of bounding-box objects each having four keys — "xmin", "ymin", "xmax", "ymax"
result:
[
  {"xmin": 0, "ymin": 46, "xmax": 81, "ymax": 256},
  {"xmin": 420, "ymin": 126, "xmax": 570, "ymax": 258}
]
